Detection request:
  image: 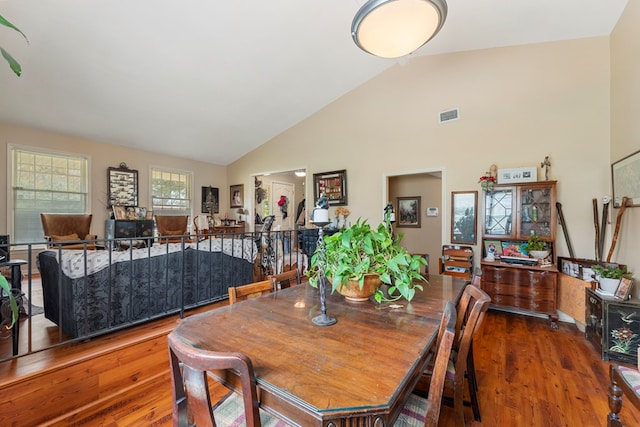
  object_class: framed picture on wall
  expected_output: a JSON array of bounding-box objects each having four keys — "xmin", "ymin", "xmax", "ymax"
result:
[
  {"xmin": 313, "ymin": 170, "xmax": 347, "ymax": 206},
  {"xmin": 230, "ymin": 184, "xmax": 244, "ymax": 208},
  {"xmin": 397, "ymin": 196, "xmax": 421, "ymax": 228},
  {"xmin": 451, "ymin": 191, "xmax": 477, "ymax": 245},
  {"xmin": 612, "ymin": 149, "xmax": 640, "ymax": 207},
  {"xmin": 202, "ymin": 186, "xmax": 219, "ymax": 213},
  {"xmin": 107, "ymin": 163, "xmax": 138, "ymax": 208}
]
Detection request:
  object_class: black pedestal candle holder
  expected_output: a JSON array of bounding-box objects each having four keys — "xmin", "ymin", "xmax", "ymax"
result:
[{"xmin": 311, "ymin": 222, "xmax": 336, "ymax": 326}]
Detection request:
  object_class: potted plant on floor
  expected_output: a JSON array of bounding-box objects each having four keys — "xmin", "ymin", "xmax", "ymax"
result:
[
  {"xmin": 592, "ymin": 264, "xmax": 632, "ymax": 294},
  {"xmin": 0, "ymin": 274, "xmax": 19, "ymax": 328},
  {"xmin": 308, "ymin": 213, "xmax": 427, "ymax": 302}
]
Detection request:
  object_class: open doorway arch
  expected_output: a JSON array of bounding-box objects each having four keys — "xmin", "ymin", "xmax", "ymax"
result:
[{"xmin": 384, "ymin": 169, "xmax": 445, "ymax": 274}]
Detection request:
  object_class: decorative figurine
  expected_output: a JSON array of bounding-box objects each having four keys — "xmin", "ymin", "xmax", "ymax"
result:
[{"xmin": 540, "ymin": 156, "xmax": 551, "ymax": 181}]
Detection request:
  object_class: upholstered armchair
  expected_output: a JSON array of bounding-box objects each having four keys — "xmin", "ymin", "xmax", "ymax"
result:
[
  {"xmin": 40, "ymin": 213, "xmax": 97, "ymax": 250},
  {"xmin": 154, "ymin": 215, "xmax": 191, "ymax": 243}
]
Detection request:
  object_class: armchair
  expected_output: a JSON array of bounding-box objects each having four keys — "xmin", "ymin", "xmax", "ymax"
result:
[
  {"xmin": 40, "ymin": 213, "xmax": 96, "ymax": 250},
  {"xmin": 155, "ymin": 215, "xmax": 191, "ymax": 243}
]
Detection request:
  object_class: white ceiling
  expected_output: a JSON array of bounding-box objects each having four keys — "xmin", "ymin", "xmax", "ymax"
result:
[{"xmin": 0, "ymin": 0, "xmax": 628, "ymax": 165}]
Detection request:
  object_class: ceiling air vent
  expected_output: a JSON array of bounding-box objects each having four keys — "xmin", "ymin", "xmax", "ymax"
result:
[{"xmin": 439, "ymin": 108, "xmax": 459, "ymax": 123}]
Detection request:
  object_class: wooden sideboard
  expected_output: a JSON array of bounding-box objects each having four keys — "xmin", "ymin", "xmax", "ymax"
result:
[
  {"xmin": 481, "ymin": 261, "xmax": 558, "ymax": 328},
  {"xmin": 210, "ymin": 224, "xmax": 244, "ymax": 235}
]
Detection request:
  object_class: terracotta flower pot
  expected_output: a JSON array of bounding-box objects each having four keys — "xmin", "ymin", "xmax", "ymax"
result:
[{"xmin": 337, "ymin": 274, "xmax": 382, "ymax": 302}]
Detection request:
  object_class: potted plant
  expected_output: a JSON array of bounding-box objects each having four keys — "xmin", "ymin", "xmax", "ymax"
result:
[
  {"xmin": 592, "ymin": 264, "xmax": 632, "ymax": 294},
  {"xmin": 0, "ymin": 274, "xmax": 19, "ymax": 328},
  {"xmin": 308, "ymin": 214, "xmax": 427, "ymax": 303},
  {"xmin": 523, "ymin": 235, "xmax": 548, "ymax": 259}
]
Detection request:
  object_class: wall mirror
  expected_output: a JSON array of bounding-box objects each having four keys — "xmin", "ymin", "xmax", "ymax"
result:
[
  {"xmin": 107, "ymin": 163, "xmax": 138, "ymax": 208},
  {"xmin": 451, "ymin": 191, "xmax": 477, "ymax": 245}
]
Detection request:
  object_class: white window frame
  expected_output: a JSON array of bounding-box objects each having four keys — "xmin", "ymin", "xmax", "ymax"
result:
[
  {"xmin": 8, "ymin": 144, "xmax": 91, "ymax": 245},
  {"xmin": 149, "ymin": 166, "xmax": 194, "ymax": 227}
]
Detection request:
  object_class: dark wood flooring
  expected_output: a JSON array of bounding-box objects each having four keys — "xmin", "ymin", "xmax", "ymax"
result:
[{"xmin": 2, "ymin": 289, "xmax": 640, "ymax": 426}]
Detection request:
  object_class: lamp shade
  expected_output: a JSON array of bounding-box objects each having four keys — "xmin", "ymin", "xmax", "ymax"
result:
[{"xmin": 351, "ymin": 0, "xmax": 447, "ymax": 58}]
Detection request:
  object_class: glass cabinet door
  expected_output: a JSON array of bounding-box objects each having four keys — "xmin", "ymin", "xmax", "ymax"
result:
[
  {"xmin": 483, "ymin": 188, "xmax": 515, "ymax": 237},
  {"xmin": 518, "ymin": 185, "xmax": 553, "ymax": 238}
]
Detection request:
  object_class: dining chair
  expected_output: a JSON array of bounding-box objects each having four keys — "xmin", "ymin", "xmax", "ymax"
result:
[
  {"xmin": 268, "ymin": 269, "xmax": 301, "ymax": 290},
  {"xmin": 155, "ymin": 215, "xmax": 191, "ymax": 243},
  {"xmin": 608, "ymin": 364, "xmax": 640, "ymax": 427},
  {"xmin": 193, "ymin": 215, "xmax": 212, "ymax": 239},
  {"xmin": 395, "ymin": 301, "xmax": 457, "ymax": 427},
  {"xmin": 168, "ymin": 331, "xmax": 289, "ymax": 427},
  {"xmin": 228, "ymin": 279, "xmax": 275, "ymax": 305},
  {"xmin": 415, "ymin": 284, "xmax": 491, "ymax": 427}
]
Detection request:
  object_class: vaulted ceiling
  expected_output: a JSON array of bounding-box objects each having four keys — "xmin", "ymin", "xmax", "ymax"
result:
[{"xmin": 0, "ymin": 0, "xmax": 628, "ymax": 165}]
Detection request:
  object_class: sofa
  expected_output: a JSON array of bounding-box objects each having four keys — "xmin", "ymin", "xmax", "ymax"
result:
[{"xmin": 38, "ymin": 238, "xmax": 257, "ymax": 338}]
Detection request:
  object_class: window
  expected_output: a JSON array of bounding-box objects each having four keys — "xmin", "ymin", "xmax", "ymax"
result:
[
  {"xmin": 10, "ymin": 146, "xmax": 89, "ymax": 244},
  {"xmin": 150, "ymin": 167, "xmax": 193, "ymax": 217}
]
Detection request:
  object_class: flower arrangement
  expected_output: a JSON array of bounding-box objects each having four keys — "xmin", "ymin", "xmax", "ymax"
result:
[{"xmin": 478, "ymin": 173, "xmax": 496, "ymax": 191}]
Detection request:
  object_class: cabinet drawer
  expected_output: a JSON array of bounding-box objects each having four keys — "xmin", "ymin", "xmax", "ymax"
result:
[
  {"xmin": 489, "ymin": 293, "xmax": 555, "ymax": 314},
  {"xmin": 483, "ymin": 266, "xmax": 556, "ymax": 289},
  {"xmin": 483, "ymin": 281, "xmax": 555, "ymax": 301}
]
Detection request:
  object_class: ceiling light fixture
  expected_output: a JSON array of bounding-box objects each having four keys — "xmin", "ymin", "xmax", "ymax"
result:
[
  {"xmin": 351, "ymin": 0, "xmax": 447, "ymax": 59},
  {"xmin": 295, "ymin": 170, "xmax": 306, "ymax": 177}
]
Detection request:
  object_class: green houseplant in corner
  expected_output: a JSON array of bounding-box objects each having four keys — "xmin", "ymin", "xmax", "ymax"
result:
[{"xmin": 308, "ymin": 214, "xmax": 427, "ymax": 303}]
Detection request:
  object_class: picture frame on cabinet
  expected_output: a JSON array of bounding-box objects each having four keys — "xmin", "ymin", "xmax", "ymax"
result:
[
  {"xmin": 612, "ymin": 149, "xmax": 640, "ymax": 207},
  {"xmin": 483, "ymin": 240, "xmax": 503, "ymax": 258},
  {"xmin": 497, "ymin": 166, "xmax": 537, "ymax": 184},
  {"xmin": 615, "ymin": 278, "xmax": 634, "ymax": 301}
]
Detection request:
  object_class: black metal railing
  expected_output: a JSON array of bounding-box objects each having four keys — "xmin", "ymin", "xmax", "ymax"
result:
[{"xmin": 0, "ymin": 228, "xmax": 309, "ymax": 362}]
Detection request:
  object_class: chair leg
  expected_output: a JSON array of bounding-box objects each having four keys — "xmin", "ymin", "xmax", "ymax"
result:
[
  {"xmin": 454, "ymin": 381, "xmax": 466, "ymax": 427},
  {"xmin": 468, "ymin": 371, "xmax": 481, "ymax": 422}
]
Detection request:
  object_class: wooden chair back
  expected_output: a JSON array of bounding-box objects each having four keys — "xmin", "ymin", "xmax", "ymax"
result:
[
  {"xmin": 40, "ymin": 213, "xmax": 95, "ymax": 249},
  {"xmin": 268, "ymin": 269, "xmax": 301, "ymax": 290},
  {"xmin": 193, "ymin": 215, "xmax": 212, "ymax": 236},
  {"xmin": 155, "ymin": 215, "xmax": 189, "ymax": 243},
  {"xmin": 608, "ymin": 364, "xmax": 640, "ymax": 427},
  {"xmin": 167, "ymin": 332, "xmax": 262, "ymax": 427},
  {"xmin": 228, "ymin": 279, "xmax": 274, "ymax": 305},
  {"xmin": 424, "ymin": 300, "xmax": 457, "ymax": 426}
]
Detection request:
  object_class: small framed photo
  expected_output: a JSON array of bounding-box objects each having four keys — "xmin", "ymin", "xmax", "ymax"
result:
[
  {"xmin": 483, "ymin": 240, "xmax": 503, "ymax": 258},
  {"xmin": 112, "ymin": 205, "xmax": 127, "ymax": 220},
  {"xmin": 615, "ymin": 277, "xmax": 634, "ymax": 300},
  {"xmin": 397, "ymin": 196, "xmax": 421, "ymax": 228}
]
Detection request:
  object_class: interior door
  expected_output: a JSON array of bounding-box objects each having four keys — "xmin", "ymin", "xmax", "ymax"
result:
[{"xmin": 271, "ymin": 181, "xmax": 295, "ymax": 230}]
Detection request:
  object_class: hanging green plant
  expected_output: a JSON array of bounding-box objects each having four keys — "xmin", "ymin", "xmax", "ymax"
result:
[{"xmin": 1, "ymin": 13, "xmax": 28, "ymax": 76}]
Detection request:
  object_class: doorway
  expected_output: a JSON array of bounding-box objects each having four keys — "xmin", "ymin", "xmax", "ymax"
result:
[{"xmin": 386, "ymin": 170, "xmax": 444, "ymax": 274}]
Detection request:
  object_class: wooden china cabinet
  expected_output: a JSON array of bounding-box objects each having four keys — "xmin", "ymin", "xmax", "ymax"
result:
[{"xmin": 480, "ymin": 181, "xmax": 559, "ymax": 328}]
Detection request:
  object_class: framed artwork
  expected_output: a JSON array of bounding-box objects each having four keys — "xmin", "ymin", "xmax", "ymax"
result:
[
  {"xmin": 451, "ymin": 191, "xmax": 477, "ymax": 244},
  {"xmin": 483, "ymin": 240, "xmax": 503, "ymax": 258},
  {"xmin": 612, "ymin": 149, "xmax": 640, "ymax": 207},
  {"xmin": 112, "ymin": 205, "xmax": 127, "ymax": 220},
  {"xmin": 230, "ymin": 184, "xmax": 244, "ymax": 208},
  {"xmin": 615, "ymin": 278, "xmax": 634, "ymax": 300},
  {"xmin": 497, "ymin": 167, "xmax": 537, "ymax": 184},
  {"xmin": 313, "ymin": 169, "xmax": 347, "ymax": 206},
  {"xmin": 202, "ymin": 186, "xmax": 219, "ymax": 214},
  {"xmin": 107, "ymin": 163, "xmax": 138, "ymax": 208},
  {"xmin": 397, "ymin": 196, "xmax": 421, "ymax": 228}
]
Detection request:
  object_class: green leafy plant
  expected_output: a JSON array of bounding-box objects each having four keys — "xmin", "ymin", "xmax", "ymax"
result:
[
  {"xmin": 308, "ymin": 214, "xmax": 427, "ymax": 302},
  {"xmin": 592, "ymin": 264, "xmax": 632, "ymax": 280},
  {"xmin": 523, "ymin": 235, "xmax": 547, "ymax": 252},
  {"xmin": 0, "ymin": 274, "xmax": 18, "ymax": 328},
  {"xmin": 1, "ymin": 13, "xmax": 28, "ymax": 76}
]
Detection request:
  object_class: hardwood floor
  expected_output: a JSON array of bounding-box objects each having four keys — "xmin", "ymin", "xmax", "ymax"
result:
[{"xmin": 2, "ymin": 298, "xmax": 640, "ymax": 426}]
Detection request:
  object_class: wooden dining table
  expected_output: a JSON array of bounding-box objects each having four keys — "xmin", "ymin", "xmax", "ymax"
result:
[{"xmin": 171, "ymin": 274, "xmax": 468, "ymax": 426}]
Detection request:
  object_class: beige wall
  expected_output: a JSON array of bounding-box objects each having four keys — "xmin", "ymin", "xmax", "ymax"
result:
[
  {"xmin": 230, "ymin": 37, "xmax": 613, "ymax": 271},
  {"xmin": 389, "ymin": 173, "xmax": 442, "ymax": 274},
  {"xmin": 0, "ymin": 123, "xmax": 228, "ymax": 238},
  {"xmin": 611, "ymin": 1, "xmax": 640, "ymax": 277}
]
